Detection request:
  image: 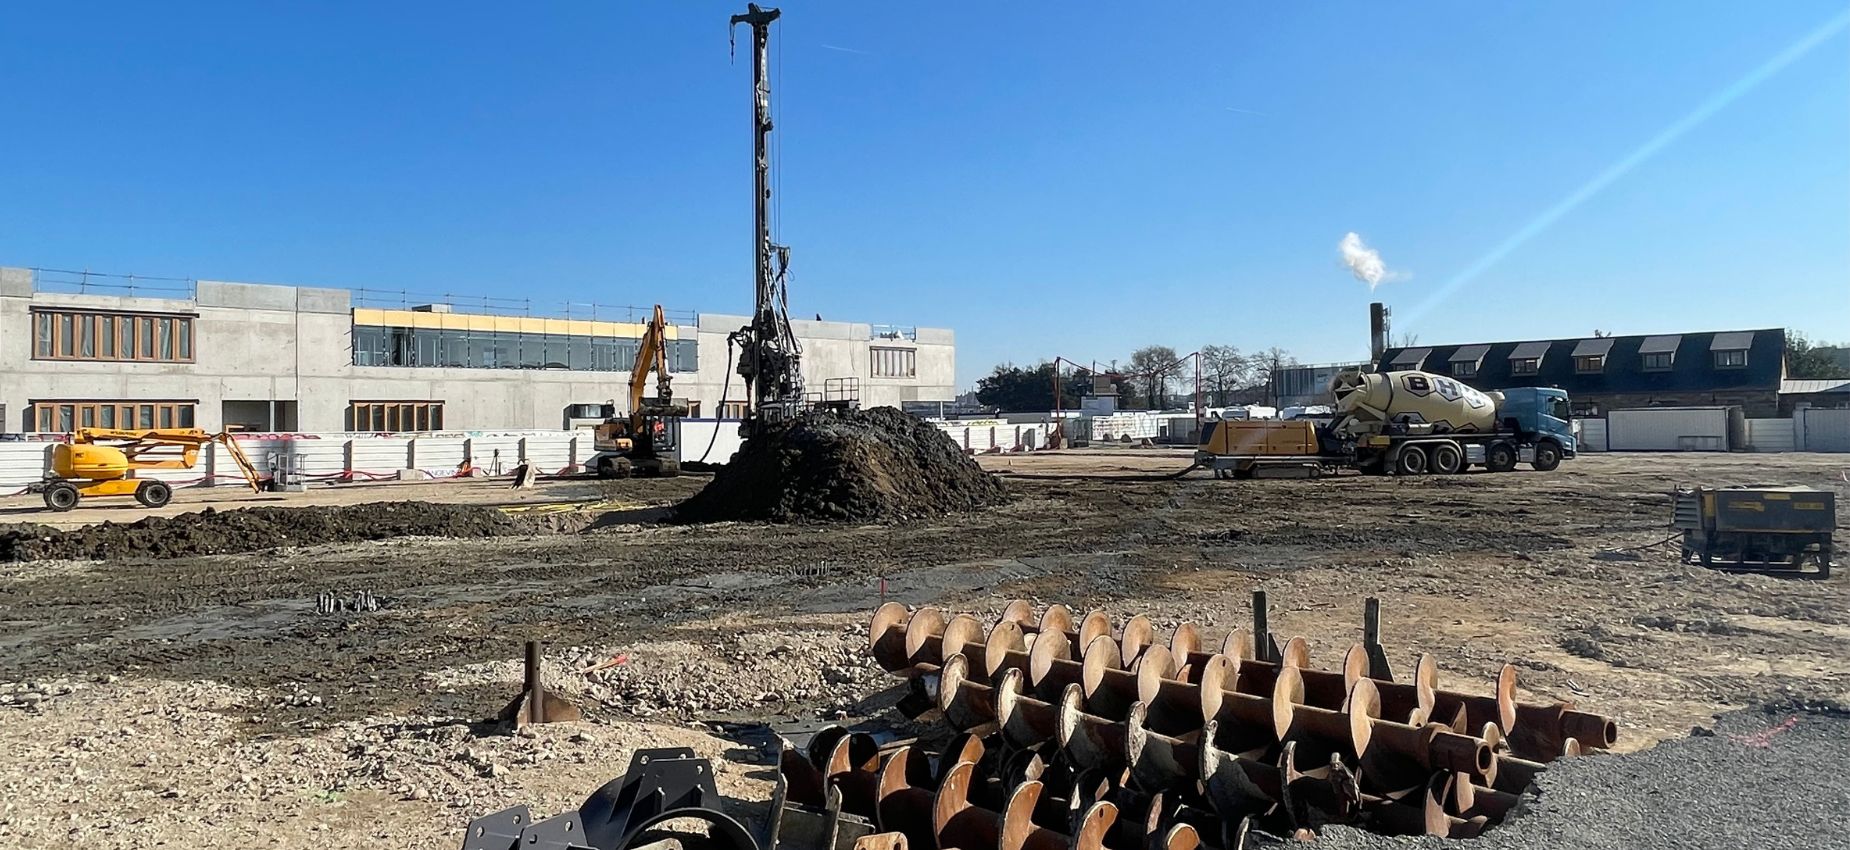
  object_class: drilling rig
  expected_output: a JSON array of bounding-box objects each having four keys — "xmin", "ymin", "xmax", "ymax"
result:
[{"xmin": 728, "ymin": 4, "xmax": 806, "ymax": 437}]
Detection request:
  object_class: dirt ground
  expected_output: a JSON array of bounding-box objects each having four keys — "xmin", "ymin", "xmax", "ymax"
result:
[{"xmin": 1, "ymin": 450, "xmax": 1847, "ymax": 849}]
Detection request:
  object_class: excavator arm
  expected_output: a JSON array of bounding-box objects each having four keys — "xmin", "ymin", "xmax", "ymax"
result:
[{"xmin": 628, "ymin": 305, "xmax": 674, "ymax": 428}]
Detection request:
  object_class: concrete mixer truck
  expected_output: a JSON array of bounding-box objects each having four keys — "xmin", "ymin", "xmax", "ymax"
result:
[{"xmin": 1195, "ymin": 368, "xmax": 1576, "ymax": 478}]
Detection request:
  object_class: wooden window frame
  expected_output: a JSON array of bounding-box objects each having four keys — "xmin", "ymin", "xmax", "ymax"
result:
[
  {"xmin": 29, "ymin": 308, "xmax": 197, "ymax": 363},
  {"xmin": 1510, "ymin": 358, "xmax": 1540, "ymax": 376},
  {"xmin": 348, "ymin": 401, "xmax": 446, "ymax": 433},
  {"xmin": 1714, "ymin": 349, "xmax": 1748, "ymax": 369},
  {"xmin": 1450, "ymin": 361, "xmax": 1477, "ymax": 378},
  {"xmin": 1574, "ymin": 354, "xmax": 1605, "ymax": 374},
  {"xmin": 27, "ymin": 400, "xmax": 196, "ymax": 433}
]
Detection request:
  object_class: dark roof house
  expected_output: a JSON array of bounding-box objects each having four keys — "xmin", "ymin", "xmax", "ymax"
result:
[{"xmin": 1376, "ymin": 328, "xmax": 1786, "ymax": 399}]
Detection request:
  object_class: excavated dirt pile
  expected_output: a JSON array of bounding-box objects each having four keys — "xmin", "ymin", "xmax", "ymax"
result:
[
  {"xmin": 0, "ymin": 502, "xmax": 521, "ymax": 562},
  {"xmin": 676, "ymin": 406, "xmax": 1007, "ymax": 523}
]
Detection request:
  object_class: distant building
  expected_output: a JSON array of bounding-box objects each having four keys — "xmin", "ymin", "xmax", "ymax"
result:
[
  {"xmin": 1376, "ymin": 328, "xmax": 1786, "ymax": 418},
  {"xmin": 1, "ymin": 265, "xmax": 956, "ymax": 433},
  {"xmin": 1270, "ymin": 362, "xmax": 1371, "ymax": 409}
]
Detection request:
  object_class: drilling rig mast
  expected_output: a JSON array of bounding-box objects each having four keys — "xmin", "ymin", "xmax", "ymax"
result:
[{"xmin": 729, "ymin": 4, "xmax": 804, "ymax": 436}]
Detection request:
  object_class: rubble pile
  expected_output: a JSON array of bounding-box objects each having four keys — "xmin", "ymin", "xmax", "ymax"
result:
[
  {"xmin": 844, "ymin": 596, "xmax": 1618, "ymax": 844},
  {"xmin": 675, "ymin": 407, "xmax": 1007, "ymax": 523},
  {"xmin": 0, "ymin": 502, "xmax": 522, "ymax": 562}
]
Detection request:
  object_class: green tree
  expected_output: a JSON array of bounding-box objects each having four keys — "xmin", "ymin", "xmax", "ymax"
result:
[
  {"xmin": 1786, "ymin": 332, "xmax": 1849, "ymax": 379},
  {"xmin": 974, "ymin": 362, "xmax": 1092, "ymax": 412}
]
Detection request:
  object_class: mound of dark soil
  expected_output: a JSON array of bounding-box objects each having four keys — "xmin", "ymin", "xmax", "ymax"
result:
[
  {"xmin": 0, "ymin": 501, "xmax": 522, "ymax": 562},
  {"xmin": 675, "ymin": 407, "xmax": 1007, "ymax": 523}
]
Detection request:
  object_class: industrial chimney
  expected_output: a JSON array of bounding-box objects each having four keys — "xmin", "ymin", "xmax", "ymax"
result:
[{"xmin": 1369, "ymin": 302, "xmax": 1391, "ymax": 363}]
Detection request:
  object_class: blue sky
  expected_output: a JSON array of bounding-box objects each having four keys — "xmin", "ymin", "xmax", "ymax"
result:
[{"xmin": 2, "ymin": 2, "xmax": 1845, "ymax": 388}]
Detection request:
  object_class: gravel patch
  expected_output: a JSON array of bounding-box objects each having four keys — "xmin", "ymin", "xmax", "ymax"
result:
[{"xmin": 1301, "ymin": 708, "xmax": 1850, "ymax": 849}]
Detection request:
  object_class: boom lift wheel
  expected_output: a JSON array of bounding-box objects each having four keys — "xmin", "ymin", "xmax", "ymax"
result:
[
  {"xmin": 1485, "ymin": 443, "xmax": 1518, "ymax": 473},
  {"xmin": 43, "ymin": 481, "xmax": 80, "ymax": 512},
  {"xmin": 1430, "ymin": 441, "xmax": 1465, "ymax": 475},
  {"xmin": 1531, "ymin": 441, "xmax": 1562, "ymax": 472},
  {"xmin": 1394, "ymin": 446, "xmax": 1429, "ymax": 476},
  {"xmin": 135, "ymin": 480, "xmax": 173, "ymax": 508}
]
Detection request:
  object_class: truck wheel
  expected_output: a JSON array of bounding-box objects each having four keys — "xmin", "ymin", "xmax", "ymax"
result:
[
  {"xmin": 43, "ymin": 482, "xmax": 80, "ymax": 512},
  {"xmin": 1486, "ymin": 443, "xmax": 1518, "ymax": 473},
  {"xmin": 1430, "ymin": 442, "xmax": 1465, "ymax": 475},
  {"xmin": 1395, "ymin": 446, "xmax": 1429, "ymax": 476},
  {"xmin": 135, "ymin": 481, "xmax": 173, "ymax": 508},
  {"xmin": 1531, "ymin": 441, "xmax": 1562, "ymax": 472}
]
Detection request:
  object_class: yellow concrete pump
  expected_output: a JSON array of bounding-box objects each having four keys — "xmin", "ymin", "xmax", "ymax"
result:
[{"xmin": 31, "ymin": 428, "xmax": 263, "ymax": 511}]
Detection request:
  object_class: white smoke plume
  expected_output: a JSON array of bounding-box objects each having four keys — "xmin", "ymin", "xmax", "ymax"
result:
[{"xmin": 1339, "ymin": 232, "xmax": 1406, "ymax": 291}]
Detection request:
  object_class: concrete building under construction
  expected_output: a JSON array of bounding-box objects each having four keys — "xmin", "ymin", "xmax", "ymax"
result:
[{"xmin": 0, "ymin": 266, "xmax": 956, "ymax": 433}]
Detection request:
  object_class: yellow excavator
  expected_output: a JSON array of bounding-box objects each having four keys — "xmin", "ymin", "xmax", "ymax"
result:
[
  {"xmin": 589, "ymin": 305, "xmax": 688, "ymax": 478},
  {"xmin": 31, "ymin": 428, "xmax": 264, "ymax": 511}
]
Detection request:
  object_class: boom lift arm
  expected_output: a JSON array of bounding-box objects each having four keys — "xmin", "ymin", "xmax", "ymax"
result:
[{"xmin": 34, "ymin": 428, "xmax": 264, "ymax": 511}]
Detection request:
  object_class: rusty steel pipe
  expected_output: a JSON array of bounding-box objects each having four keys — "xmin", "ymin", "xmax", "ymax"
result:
[
  {"xmin": 1058, "ymin": 683, "xmax": 1130, "ymax": 773},
  {"xmin": 1125, "ymin": 700, "xmax": 1201, "ymax": 791},
  {"xmin": 1000, "ymin": 782, "xmax": 1118, "ymax": 850},
  {"xmin": 821, "ymin": 730, "xmax": 883, "ymax": 819},
  {"xmin": 1198, "ymin": 655, "xmax": 1292, "ymax": 745},
  {"xmin": 1295, "ymin": 644, "xmax": 1369, "ymax": 710},
  {"xmin": 1271, "ymin": 667, "xmax": 1373, "ymax": 764},
  {"xmin": 1029, "ymin": 627, "xmax": 1088, "ymax": 697},
  {"xmin": 1197, "ymin": 720, "xmax": 1289, "ymax": 823},
  {"xmin": 1080, "ymin": 636, "xmax": 1147, "ymax": 721},
  {"xmin": 1371, "ymin": 654, "xmax": 1438, "ymax": 726},
  {"xmin": 1509, "ymin": 702, "xmax": 1618, "ymax": 761},
  {"xmin": 940, "ymin": 653, "xmax": 1005, "ymax": 735},
  {"xmin": 877, "ymin": 746, "xmax": 938, "ymax": 850},
  {"xmin": 1449, "ymin": 777, "xmax": 1520, "ymax": 823},
  {"xmin": 1001, "ymin": 599, "xmax": 1036, "ymax": 630},
  {"xmin": 1430, "ymin": 664, "xmax": 1519, "ymax": 737},
  {"xmin": 1345, "ymin": 678, "xmax": 1494, "ymax": 782},
  {"xmin": 1168, "ymin": 623, "xmax": 1204, "ymax": 662},
  {"xmin": 997, "ymin": 668, "xmax": 1060, "ymax": 750},
  {"xmin": 1118, "ymin": 615, "xmax": 1157, "ymax": 664},
  {"xmin": 935, "ymin": 761, "xmax": 1005, "ymax": 850},
  {"xmin": 984, "ymin": 620, "xmax": 1033, "ymax": 679}
]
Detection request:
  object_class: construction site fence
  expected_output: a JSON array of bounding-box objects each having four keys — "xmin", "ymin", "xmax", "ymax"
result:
[
  {"xmin": 928, "ymin": 419, "xmax": 1049, "ymax": 453},
  {"xmin": 0, "ymin": 430, "xmax": 604, "ymax": 493}
]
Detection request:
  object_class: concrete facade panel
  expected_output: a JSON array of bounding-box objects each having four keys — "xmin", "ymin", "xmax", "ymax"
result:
[{"xmin": 0, "ymin": 266, "xmax": 955, "ymax": 433}]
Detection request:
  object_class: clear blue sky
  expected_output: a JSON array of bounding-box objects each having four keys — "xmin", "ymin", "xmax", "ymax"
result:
[{"xmin": 2, "ymin": 2, "xmax": 1846, "ymax": 388}]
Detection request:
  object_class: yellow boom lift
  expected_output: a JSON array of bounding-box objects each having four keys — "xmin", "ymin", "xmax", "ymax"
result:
[
  {"xmin": 589, "ymin": 305, "xmax": 689, "ymax": 478},
  {"xmin": 31, "ymin": 428, "xmax": 264, "ymax": 511}
]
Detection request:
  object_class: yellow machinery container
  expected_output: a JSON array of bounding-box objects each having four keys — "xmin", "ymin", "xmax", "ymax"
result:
[
  {"xmin": 32, "ymin": 428, "xmax": 262, "ymax": 511},
  {"xmin": 1194, "ymin": 420, "xmax": 1326, "ymax": 479}
]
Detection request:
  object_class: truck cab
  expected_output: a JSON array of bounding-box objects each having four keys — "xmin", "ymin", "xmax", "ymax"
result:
[{"xmin": 1498, "ymin": 387, "xmax": 1577, "ymax": 456}]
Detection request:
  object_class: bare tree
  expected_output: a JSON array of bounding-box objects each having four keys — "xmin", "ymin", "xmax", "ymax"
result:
[
  {"xmin": 1198, "ymin": 344, "xmax": 1249, "ymax": 406},
  {"xmin": 1254, "ymin": 347, "xmax": 1298, "ymax": 408},
  {"xmin": 1128, "ymin": 345, "xmax": 1182, "ymax": 409}
]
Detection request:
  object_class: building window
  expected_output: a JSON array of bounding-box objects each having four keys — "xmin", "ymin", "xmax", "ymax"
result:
[
  {"xmin": 352, "ymin": 324, "xmax": 696, "ymax": 373},
  {"xmin": 1574, "ymin": 355, "xmax": 1605, "ymax": 374},
  {"xmin": 1450, "ymin": 361, "xmax": 1477, "ymax": 378},
  {"xmin": 348, "ymin": 401, "xmax": 445, "ymax": 432},
  {"xmin": 30, "ymin": 400, "xmax": 195, "ymax": 433},
  {"xmin": 720, "ymin": 401, "xmax": 751, "ymax": 420},
  {"xmin": 32, "ymin": 309, "xmax": 195, "ymax": 363},
  {"xmin": 871, "ymin": 347, "xmax": 917, "ymax": 378},
  {"xmin": 1511, "ymin": 358, "xmax": 1540, "ymax": 376},
  {"xmin": 1642, "ymin": 352, "xmax": 1673, "ymax": 371},
  {"xmin": 1714, "ymin": 349, "xmax": 1747, "ymax": 369}
]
